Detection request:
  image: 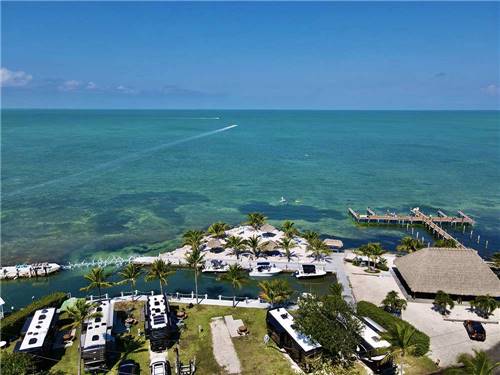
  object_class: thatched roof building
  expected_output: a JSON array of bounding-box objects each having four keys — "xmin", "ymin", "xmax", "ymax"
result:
[{"xmin": 394, "ymin": 248, "xmax": 500, "ymax": 298}]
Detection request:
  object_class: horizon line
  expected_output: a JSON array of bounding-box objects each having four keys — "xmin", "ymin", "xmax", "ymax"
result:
[{"xmin": 2, "ymin": 107, "xmax": 499, "ymax": 112}]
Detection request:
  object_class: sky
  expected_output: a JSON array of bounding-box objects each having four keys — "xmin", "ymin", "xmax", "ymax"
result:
[{"xmin": 1, "ymin": 2, "xmax": 499, "ymax": 109}]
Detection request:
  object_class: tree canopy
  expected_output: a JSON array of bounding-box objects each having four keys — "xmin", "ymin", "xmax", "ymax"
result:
[{"xmin": 293, "ymin": 283, "xmax": 361, "ymax": 365}]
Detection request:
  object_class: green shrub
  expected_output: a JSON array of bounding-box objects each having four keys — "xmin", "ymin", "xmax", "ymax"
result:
[
  {"xmin": 357, "ymin": 300, "xmax": 430, "ymax": 356},
  {"xmin": 0, "ymin": 351, "xmax": 37, "ymax": 375},
  {"xmin": 0, "ymin": 292, "xmax": 67, "ymax": 340},
  {"xmin": 376, "ymin": 263, "xmax": 389, "ymax": 271}
]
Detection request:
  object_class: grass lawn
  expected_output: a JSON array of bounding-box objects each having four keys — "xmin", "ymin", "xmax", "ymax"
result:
[
  {"xmin": 402, "ymin": 355, "xmax": 439, "ymax": 375},
  {"xmin": 7, "ymin": 301, "xmax": 420, "ymax": 375},
  {"xmin": 172, "ymin": 304, "xmax": 297, "ymax": 375}
]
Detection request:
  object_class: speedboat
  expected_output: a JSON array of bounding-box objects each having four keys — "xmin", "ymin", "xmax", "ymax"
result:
[
  {"xmin": 202, "ymin": 260, "xmax": 229, "ymax": 273},
  {"xmin": 279, "ymin": 196, "xmax": 287, "ymax": 204},
  {"xmin": 249, "ymin": 262, "xmax": 282, "ymax": 277},
  {"xmin": 294, "ymin": 264, "xmax": 327, "ymax": 279}
]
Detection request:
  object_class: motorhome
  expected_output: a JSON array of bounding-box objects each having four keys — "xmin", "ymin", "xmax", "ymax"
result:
[
  {"xmin": 81, "ymin": 299, "xmax": 115, "ymax": 372},
  {"xmin": 15, "ymin": 307, "xmax": 58, "ymax": 358},
  {"xmin": 266, "ymin": 308, "xmax": 321, "ymax": 368},
  {"xmin": 145, "ymin": 294, "xmax": 175, "ymax": 352},
  {"xmin": 356, "ymin": 316, "xmax": 391, "ymax": 370}
]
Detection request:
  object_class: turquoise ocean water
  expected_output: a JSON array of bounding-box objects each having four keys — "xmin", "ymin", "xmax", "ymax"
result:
[{"xmin": 1, "ymin": 110, "xmax": 499, "ymax": 308}]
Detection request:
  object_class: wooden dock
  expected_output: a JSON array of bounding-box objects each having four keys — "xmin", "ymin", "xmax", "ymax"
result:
[{"xmin": 348, "ymin": 207, "xmax": 474, "ymax": 248}]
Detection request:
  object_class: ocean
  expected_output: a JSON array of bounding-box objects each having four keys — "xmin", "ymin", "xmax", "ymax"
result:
[{"xmin": 1, "ymin": 109, "xmax": 499, "ymax": 308}]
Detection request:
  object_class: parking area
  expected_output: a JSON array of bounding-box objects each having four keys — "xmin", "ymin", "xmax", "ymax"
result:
[
  {"xmin": 344, "ymin": 254, "xmax": 500, "ymax": 367},
  {"xmin": 403, "ymin": 303, "xmax": 500, "ymax": 366}
]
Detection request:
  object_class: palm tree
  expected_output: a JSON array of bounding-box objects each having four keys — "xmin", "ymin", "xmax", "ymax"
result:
[
  {"xmin": 369, "ymin": 244, "xmax": 386, "ymax": 269},
  {"xmin": 182, "ymin": 230, "xmax": 204, "ymax": 249},
  {"xmin": 356, "ymin": 243, "xmax": 385, "ymax": 270},
  {"xmin": 278, "ymin": 237, "xmax": 296, "ymax": 262},
  {"xmin": 80, "ymin": 267, "xmax": 113, "ymax": 298},
  {"xmin": 281, "ymin": 220, "xmax": 299, "ymax": 238},
  {"xmin": 381, "ymin": 290, "xmax": 407, "ymax": 315},
  {"xmin": 224, "ymin": 235, "xmax": 247, "ymax": 260},
  {"xmin": 258, "ymin": 279, "xmax": 293, "ymax": 307},
  {"xmin": 433, "ymin": 290, "xmax": 454, "ymax": 315},
  {"xmin": 302, "ymin": 230, "xmax": 320, "ymax": 244},
  {"xmin": 185, "ymin": 246, "xmax": 205, "ymax": 304},
  {"xmin": 117, "ymin": 263, "xmax": 143, "ymax": 294},
  {"xmin": 455, "ymin": 350, "xmax": 500, "ymax": 375},
  {"xmin": 307, "ymin": 238, "xmax": 329, "ymax": 261},
  {"xmin": 207, "ymin": 222, "xmax": 229, "ymax": 239},
  {"xmin": 66, "ymin": 298, "xmax": 102, "ymax": 375},
  {"xmin": 471, "ymin": 295, "xmax": 498, "ymax": 318},
  {"xmin": 380, "ymin": 322, "xmax": 418, "ymax": 375},
  {"xmin": 247, "ymin": 235, "xmax": 265, "ymax": 259},
  {"xmin": 145, "ymin": 259, "xmax": 174, "ymax": 295},
  {"xmin": 220, "ymin": 264, "xmax": 248, "ymax": 307},
  {"xmin": 434, "ymin": 238, "xmax": 458, "ymax": 248},
  {"xmin": 246, "ymin": 212, "xmax": 266, "ymax": 230},
  {"xmin": 396, "ymin": 236, "xmax": 424, "ymax": 253}
]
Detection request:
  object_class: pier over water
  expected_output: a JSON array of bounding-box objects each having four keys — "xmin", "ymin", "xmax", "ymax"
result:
[{"xmin": 348, "ymin": 207, "xmax": 474, "ymax": 248}]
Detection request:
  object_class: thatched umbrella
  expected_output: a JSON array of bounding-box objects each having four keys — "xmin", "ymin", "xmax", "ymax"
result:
[
  {"xmin": 206, "ymin": 239, "xmax": 222, "ymax": 250},
  {"xmin": 261, "ymin": 224, "xmax": 276, "ymax": 234},
  {"xmin": 262, "ymin": 240, "xmax": 278, "ymax": 252}
]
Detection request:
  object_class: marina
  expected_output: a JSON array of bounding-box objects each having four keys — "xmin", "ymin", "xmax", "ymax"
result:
[{"xmin": 348, "ymin": 207, "xmax": 475, "ymax": 248}]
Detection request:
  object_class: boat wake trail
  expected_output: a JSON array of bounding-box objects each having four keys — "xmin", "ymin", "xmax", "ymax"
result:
[{"xmin": 4, "ymin": 124, "xmax": 238, "ymax": 199}]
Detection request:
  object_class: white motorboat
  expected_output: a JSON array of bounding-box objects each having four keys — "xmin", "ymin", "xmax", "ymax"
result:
[
  {"xmin": 294, "ymin": 264, "xmax": 327, "ymax": 279},
  {"xmin": 202, "ymin": 260, "xmax": 229, "ymax": 273},
  {"xmin": 249, "ymin": 262, "xmax": 282, "ymax": 277}
]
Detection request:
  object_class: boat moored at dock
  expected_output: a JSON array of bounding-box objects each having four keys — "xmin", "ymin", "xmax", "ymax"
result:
[
  {"xmin": 249, "ymin": 262, "xmax": 283, "ymax": 277},
  {"xmin": 202, "ymin": 260, "xmax": 229, "ymax": 273},
  {"xmin": 294, "ymin": 264, "xmax": 327, "ymax": 279}
]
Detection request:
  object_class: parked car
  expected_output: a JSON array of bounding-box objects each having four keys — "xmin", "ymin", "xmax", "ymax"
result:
[
  {"xmin": 118, "ymin": 359, "xmax": 139, "ymax": 375},
  {"xmin": 464, "ymin": 320, "xmax": 486, "ymax": 341},
  {"xmin": 150, "ymin": 359, "xmax": 171, "ymax": 375}
]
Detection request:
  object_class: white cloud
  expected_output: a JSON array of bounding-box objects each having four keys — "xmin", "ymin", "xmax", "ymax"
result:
[
  {"xmin": 58, "ymin": 80, "xmax": 82, "ymax": 91},
  {"xmin": 0, "ymin": 67, "xmax": 33, "ymax": 87},
  {"xmin": 115, "ymin": 85, "xmax": 137, "ymax": 94},
  {"xmin": 482, "ymin": 84, "xmax": 499, "ymax": 96},
  {"xmin": 86, "ymin": 81, "xmax": 97, "ymax": 90}
]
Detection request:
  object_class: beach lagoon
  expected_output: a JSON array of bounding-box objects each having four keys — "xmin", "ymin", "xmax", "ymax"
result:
[{"xmin": 1, "ymin": 109, "xmax": 499, "ymax": 266}]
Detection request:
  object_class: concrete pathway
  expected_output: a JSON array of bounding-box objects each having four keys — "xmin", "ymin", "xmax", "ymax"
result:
[{"xmin": 210, "ymin": 317, "xmax": 242, "ymax": 374}]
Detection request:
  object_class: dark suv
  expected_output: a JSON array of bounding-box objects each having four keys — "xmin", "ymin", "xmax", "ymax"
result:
[{"xmin": 464, "ymin": 320, "xmax": 486, "ymax": 341}]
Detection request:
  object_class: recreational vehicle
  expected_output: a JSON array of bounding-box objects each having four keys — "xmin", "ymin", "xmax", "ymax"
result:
[
  {"xmin": 266, "ymin": 308, "xmax": 321, "ymax": 369},
  {"xmin": 15, "ymin": 307, "xmax": 58, "ymax": 358},
  {"xmin": 145, "ymin": 294, "xmax": 175, "ymax": 352},
  {"xmin": 81, "ymin": 299, "xmax": 115, "ymax": 372}
]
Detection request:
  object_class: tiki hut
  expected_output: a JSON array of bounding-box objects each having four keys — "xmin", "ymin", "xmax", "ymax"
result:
[
  {"xmin": 394, "ymin": 248, "xmax": 500, "ymax": 299},
  {"xmin": 261, "ymin": 224, "xmax": 277, "ymax": 237},
  {"xmin": 206, "ymin": 239, "xmax": 223, "ymax": 252},
  {"xmin": 262, "ymin": 240, "xmax": 278, "ymax": 252},
  {"xmin": 323, "ymin": 238, "xmax": 344, "ymax": 250}
]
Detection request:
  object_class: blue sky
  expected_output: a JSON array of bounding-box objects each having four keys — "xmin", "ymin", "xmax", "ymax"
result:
[{"xmin": 1, "ymin": 2, "xmax": 499, "ymax": 109}]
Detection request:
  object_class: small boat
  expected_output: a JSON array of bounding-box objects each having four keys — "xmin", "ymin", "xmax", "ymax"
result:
[
  {"xmin": 202, "ymin": 260, "xmax": 229, "ymax": 273},
  {"xmin": 249, "ymin": 262, "xmax": 282, "ymax": 277},
  {"xmin": 279, "ymin": 196, "xmax": 287, "ymax": 204},
  {"xmin": 294, "ymin": 264, "xmax": 327, "ymax": 279}
]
